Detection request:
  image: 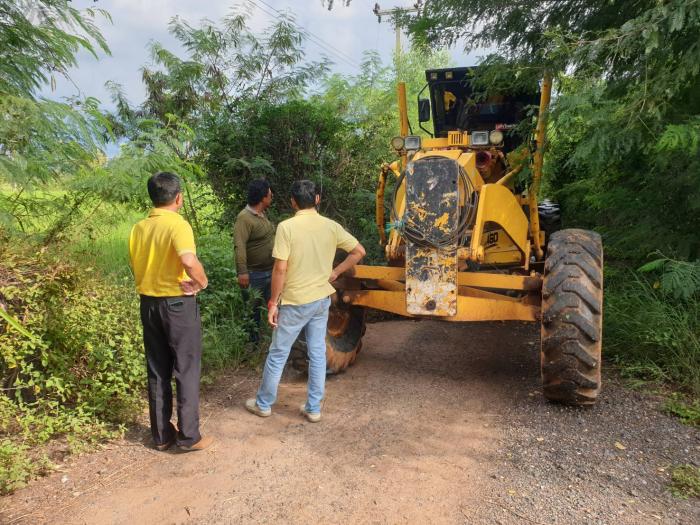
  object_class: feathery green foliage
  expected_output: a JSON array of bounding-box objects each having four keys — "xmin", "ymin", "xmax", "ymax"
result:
[{"xmin": 0, "ymin": 0, "xmax": 110, "ymax": 97}]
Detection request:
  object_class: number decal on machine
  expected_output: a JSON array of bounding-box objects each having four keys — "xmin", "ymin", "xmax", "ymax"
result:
[{"xmin": 485, "ymin": 231, "xmax": 499, "ymax": 248}]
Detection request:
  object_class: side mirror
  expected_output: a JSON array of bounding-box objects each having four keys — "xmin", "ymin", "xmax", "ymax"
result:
[{"xmin": 418, "ymin": 99, "xmax": 431, "ymax": 122}]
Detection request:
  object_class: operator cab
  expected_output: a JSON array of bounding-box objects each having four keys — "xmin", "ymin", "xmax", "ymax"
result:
[{"xmin": 418, "ymin": 67, "xmax": 539, "ymax": 153}]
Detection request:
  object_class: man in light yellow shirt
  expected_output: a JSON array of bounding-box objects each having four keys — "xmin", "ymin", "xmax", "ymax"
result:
[
  {"xmin": 129, "ymin": 172, "xmax": 213, "ymax": 452},
  {"xmin": 245, "ymin": 180, "xmax": 365, "ymax": 422}
]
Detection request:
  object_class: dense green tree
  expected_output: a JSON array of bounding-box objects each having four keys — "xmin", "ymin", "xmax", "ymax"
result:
[{"xmin": 404, "ymin": 0, "xmax": 700, "ymax": 260}]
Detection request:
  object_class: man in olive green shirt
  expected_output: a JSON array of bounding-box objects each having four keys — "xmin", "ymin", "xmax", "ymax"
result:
[{"xmin": 234, "ymin": 179, "xmax": 275, "ymax": 342}]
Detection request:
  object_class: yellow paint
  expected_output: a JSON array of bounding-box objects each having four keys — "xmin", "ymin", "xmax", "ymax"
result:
[
  {"xmin": 458, "ymin": 286, "xmax": 522, "ymax": 302},
  {"xmin": 343, "ymin": 290, "xmax": 539, "ymax": 322},
  {"xmin": 421, "ymin": 137, "xmax": 451, "ymax": 149},
  {"xmin": 479, "ymin": 227, "xmax": 524, "ymax": 265},
  {"xmin": 529, "ymin": 72, "xmax": 552, "ymax": 260},
  {"xmin": 376, "ymin": 166, "xmax": 388, "ymax": 246},
  {"xmin": 410, "ymin": 202, "xmax": 428, "ymax": 222},
  {"xmin": 443, "ymin": 90, "xmax": 457, "ymax": 111},
  {"xmin": 447, "ymin": 131, "xmax": 469, "ymax": 147},
  {"xmin": 468, "ymin": 184, "xmax": 529, "ymax": 262},
  {"xmin": 434, "ymin": 212, "xmax": 449, "ymax": 229},
  {"xmin": 351, "ymin": 265, "xmax": 542, "ymax": 291}
]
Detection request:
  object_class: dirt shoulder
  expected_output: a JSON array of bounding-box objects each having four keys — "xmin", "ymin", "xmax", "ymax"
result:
[{"xmin": 1, "ymin": 320, "xmax": 698, "ymax": 524}]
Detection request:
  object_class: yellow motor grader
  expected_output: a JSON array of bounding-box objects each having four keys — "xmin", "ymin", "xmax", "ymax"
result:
[{"xmin": 292, "ymin": 67, "xmax": 603, "ymax": 406}]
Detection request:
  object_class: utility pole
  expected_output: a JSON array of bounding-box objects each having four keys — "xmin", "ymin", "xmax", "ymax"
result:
[{"xmin": 373, "ymin": 2, "xmax": 420, "ymax": 79}]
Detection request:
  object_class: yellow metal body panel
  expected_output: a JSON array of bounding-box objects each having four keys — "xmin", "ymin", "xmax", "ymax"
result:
[
  {"xmin": 468, "ymin": 184, "xmax": 529, "ymax": 263},
  {"xmin": 342, "ymin": 289, "xmax": 539, "ymax": 322},
  {"xmin": 478, "ymin": 227, "xmax": 526, "ymax": 265},
  {"xmin": 422, "ymin": 137, "xmax": 451, "ymax": 149},
  {"xmin": 351, "ymin": 265, "xmax": 542, "ymax": 291}
]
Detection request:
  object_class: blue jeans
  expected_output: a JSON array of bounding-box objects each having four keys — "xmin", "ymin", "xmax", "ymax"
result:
[{"xmin": 256, "ymin": 296, "xmax": 331, "ymax": 414}]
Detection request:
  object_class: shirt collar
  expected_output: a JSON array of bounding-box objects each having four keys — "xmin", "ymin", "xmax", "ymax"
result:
[
  {"xmin": 149, "ymin": 208, "xmax": 181, "ymax": 218},
  {"xmin": 246, "ymin": 205, "xmax": 265, "ymax": 217},
  {"xmin": 295, "ymin": 208, "xmax": 318, "ymax": 216}
]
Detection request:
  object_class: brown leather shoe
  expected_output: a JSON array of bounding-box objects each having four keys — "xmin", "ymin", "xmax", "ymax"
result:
[
  {"xmin": 154, "ymin": 437, "xmax": 175, "ymax": 451},
  {"xmin": 178, "ymin": 435, "xmax": 214, "ymax": 452}
]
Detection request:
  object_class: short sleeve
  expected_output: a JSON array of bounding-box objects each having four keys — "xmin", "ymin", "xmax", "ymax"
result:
[
  {"xmin": 272, "ymin": 223, "xmax": 291, "ymax": 261},
  {"xmin": 335, "ymin": 222, "xmax": 359, "ymax": 252},
  {"xmin": 172, "ymin": 220, "xmax": 196, "ymax": 256}
]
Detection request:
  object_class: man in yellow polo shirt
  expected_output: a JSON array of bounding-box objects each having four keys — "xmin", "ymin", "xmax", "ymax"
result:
[
  {"xmin": 245, "ymin": 179, "xmax": 365, "ymax": 422},
  {"xmin": 129, "ymin": 172, "xmax": 213, "ymax": 452}
]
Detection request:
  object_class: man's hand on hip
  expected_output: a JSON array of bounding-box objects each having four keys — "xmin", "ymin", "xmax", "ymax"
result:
[
  {"xmin": 238, "ymin": 273, "xmax": 250, "ymax": 288},
  {"xmin": 267, "ymin": 304, "xmax": 278, "ymax": 328},
  {"xmin": 180, "ymin": 280, "xmax": 199, "ymax": 295}
]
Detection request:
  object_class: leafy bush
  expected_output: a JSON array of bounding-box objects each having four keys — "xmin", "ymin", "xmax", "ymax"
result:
[
  {"xmin": 0, "ymin": 246, "xmax": 144, "ymax": 492},
  {"xmin": 605, "ymin": 260, "xmax": 700, "ymax": 395},
  {"xmin": 0, "ymin": 439, "xmax": 50, "ymax": 495}
]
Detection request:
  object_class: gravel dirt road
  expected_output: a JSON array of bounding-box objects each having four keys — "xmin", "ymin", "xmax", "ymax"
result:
[{"xmin": 2, "ymin": 320, "xmax": 698, "ymax": 524}]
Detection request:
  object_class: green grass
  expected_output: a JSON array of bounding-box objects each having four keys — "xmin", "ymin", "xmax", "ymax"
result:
[
  {"xmin": 604, "ymin": 268, "xmax": 700, "ymax": 397},
  {"xmin": 665, "ymin": 395, "xmax": 700, "ymax": 427},
  {"xmin": 71, "ymin": 208, "xmax": 142, "ymax": 279},
  {"xmin": 670, "ymin": 465, "xmax": 700, "ymax": 498}
]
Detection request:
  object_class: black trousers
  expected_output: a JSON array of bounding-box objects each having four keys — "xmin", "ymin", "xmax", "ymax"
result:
[{"xmin": 139, "ymin": 295, "xmax": 202, "ymax": 447}]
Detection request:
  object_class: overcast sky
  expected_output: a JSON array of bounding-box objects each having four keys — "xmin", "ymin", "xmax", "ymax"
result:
[{"xmin": 44, "ymin": 0, "xmax": 479, "ymax": 108}]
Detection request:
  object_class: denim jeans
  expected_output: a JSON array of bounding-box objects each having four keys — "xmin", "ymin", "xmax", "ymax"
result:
[
  {"xmin": 246, "ymin": 270, "xmax": 272, "ymax": 342},
  {"xmin": 256, "ymin": 296, "xmax": 331, "ymax": 414}
]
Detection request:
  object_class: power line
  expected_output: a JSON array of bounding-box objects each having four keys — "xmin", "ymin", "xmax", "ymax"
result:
[
  {"xmin": 256, "ymin": 0, "xmax": 359, "ymax": 66},
  {"xmin": 248, "ymin": 0, "xmax": 360, "ymax": 70},
  {"xmin": 246, "ymin": 0, "xmax": 361, "ymax": 71}
]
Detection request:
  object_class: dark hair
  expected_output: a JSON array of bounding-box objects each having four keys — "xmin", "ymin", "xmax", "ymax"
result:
[
  {"xmin": 291, "ymin": 180, "xmax": 317, "ymax": 209},
  {"xmin": 247, "ymin": 179, "xmax": 271, "ymax": 206},
  {"xmin": 147, "ymin": 172, "xmax": 181, "ymax": 206}
]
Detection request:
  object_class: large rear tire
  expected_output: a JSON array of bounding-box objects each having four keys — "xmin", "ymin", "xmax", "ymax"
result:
[
  {"xmin": 541, "ymin": 229, "xmax": 603, "ymax": 405},
  {"xmin": 538, "ymin": 199, "xmax": 562, "ymax": 248},
  {"xmin": 289, "ymin": 297, "xmax": 366, "ymax": 374}
]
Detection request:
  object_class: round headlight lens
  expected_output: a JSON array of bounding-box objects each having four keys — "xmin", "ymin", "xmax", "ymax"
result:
[
  {"xmin": 391, "ymin": 136, "xmax": 405, "ymax": 150},
  {"xmin": 489, "ymin": 130, "xmax": 504, "ymax": 144}
]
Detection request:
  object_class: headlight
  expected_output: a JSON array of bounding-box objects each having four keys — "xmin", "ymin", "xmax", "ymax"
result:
[
  {"xmin": 404, "ymin": 135, "xmax": 421, "ymax": 150},
  {"xmin": 390, "ymin": 136, "xmax": 405, "ymax": 150},
  {"xmin": 471, "ymin": 131, "xmax": 489, "ymax": 146},
  {"xmin": 489, "ymin": 130, "xmax": 504, "ymax": 145}
]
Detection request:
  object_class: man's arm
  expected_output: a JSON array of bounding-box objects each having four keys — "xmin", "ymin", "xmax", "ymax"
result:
[
  {"xmin": 180, "ymin": 253, "xmax": 208, "ymax": 294},
  {"xmin": 267, "ymin": 258, "xmax": 287, "ymax": 328},
  {"xmin": 233, "ymin": 217, "xmax": 251, "ymax": 288},
  {"xmin": 329, "ymin": 243, "xmax": 366, "ymax": 283}
]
